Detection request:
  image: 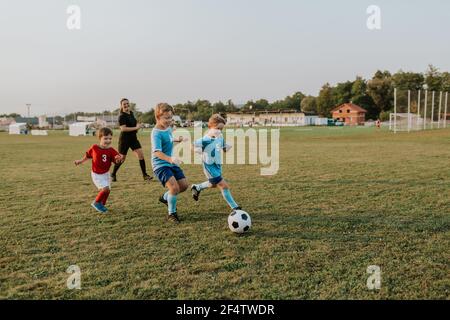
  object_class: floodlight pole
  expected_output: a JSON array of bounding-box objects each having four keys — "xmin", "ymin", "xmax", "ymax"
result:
[
  {"xmin": 408, "ymin": 90, "xmax": 411, "ymax": 132},
  {"xmin": 424, "ymin": 90, "xmax": 428, "ymax": 130},
  {"xmin": 445, "ymin": 92, "xmax": 448, "ymax": 128},
  {"xmin": 417, "ymin": 90, "xmax": 421, "ymax": 129},
  {"xmin": 431, "ymin": 91, "xmax": 435, "ymax": 129},
  {"xmin": 394, "ymin": 88, "xmax": 397, "ymax": 133},
  {"xmin": 26, "ymin": 104, "xmax": 31, "ymax": 118},
  {"xmin": 438, "ymin": 91, "xmax": 443, "ymax": 128}
]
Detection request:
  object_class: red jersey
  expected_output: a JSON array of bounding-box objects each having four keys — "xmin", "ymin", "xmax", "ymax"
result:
[{"xmin": 86, "ymin": 144, "xmax": 120, "ymax": 174}]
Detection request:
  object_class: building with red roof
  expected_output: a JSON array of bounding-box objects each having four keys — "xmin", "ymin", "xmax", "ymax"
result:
[{"xmin": 331, "ymin": 103, "xmax": 367, "ymax": 126}]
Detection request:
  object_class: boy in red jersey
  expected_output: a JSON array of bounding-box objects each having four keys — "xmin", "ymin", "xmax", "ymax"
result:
[{"xmin": 74, "ymin": 127, "xmax": 123, "ymax": 213}]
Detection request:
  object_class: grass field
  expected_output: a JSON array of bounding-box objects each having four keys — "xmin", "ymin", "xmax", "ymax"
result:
[{"xmin": 0, "ymin": 127, "xmax": 449, "ymax": 299}]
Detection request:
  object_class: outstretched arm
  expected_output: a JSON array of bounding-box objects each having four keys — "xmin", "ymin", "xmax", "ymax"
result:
[
  {"xmin": 223, "ymin": 143, "xmax": 232, "ymax": 152},
  {"xmin": 74, "ymin": 155, "xmax": 89, "ymax": 166},
  {"xmin": 153, "ymin": 151, "xmax": 183, "ymax": 165},
  {"xmin": 114, "ymin": 154, "xmax": 124, "ymax": 164},
  {"xmin": 173, "ymin": 136, "xmax": 189, "ymax": 143}
]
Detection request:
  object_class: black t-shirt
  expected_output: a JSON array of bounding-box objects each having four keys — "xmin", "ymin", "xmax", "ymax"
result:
[{"xmin": 118, "ymin": 111, "xmax": 138, "ymax": 140}]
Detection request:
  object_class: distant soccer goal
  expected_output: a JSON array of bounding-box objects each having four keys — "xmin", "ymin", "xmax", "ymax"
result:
[
  {"xmin": 390, "ymin": 89, "xmax": 449, "ymax": 133},
  {"xmin": 389, "ymin": 113, "xmax": 425, "ymax": 132}
]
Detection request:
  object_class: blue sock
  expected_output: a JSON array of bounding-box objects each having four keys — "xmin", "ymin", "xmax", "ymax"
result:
[
  {"xmin": 221, "ymin": 188, "xmax": 238, "ymax": 209},
  {"xmin": 196, "ymin": 181, "xmax": 211, "ymax": 191},
  {"xmin": 167, "ymin": 193, "xmax": 177, "ymax": 214},
  {"xmin": 163, "ymin": 191, "xmax": 169, "ymax": 201}
]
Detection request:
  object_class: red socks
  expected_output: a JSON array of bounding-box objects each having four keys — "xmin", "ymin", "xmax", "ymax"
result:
[{"xmin": 95, "ymin": 189, "xmax": 110, "ymax": 205}]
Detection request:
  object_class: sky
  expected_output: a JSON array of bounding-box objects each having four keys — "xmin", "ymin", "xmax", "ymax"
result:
[{"xmin": 1, "ymin": 0, "xmax": 449, "ymax": 116}]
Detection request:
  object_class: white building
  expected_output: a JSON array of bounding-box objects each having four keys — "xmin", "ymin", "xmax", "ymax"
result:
[
  {"xmin": 69, "ymin": 122, "xmax": 94, "ymax": 136},
  {"xmin": 314, "ymin": 118, "xmax": 329, "ymax": 126},
  {"xmin": 38, "ymin": 115, "xmax": 49, "ymax": 128},
  {"xmin": 227, "ymin": 111, "xmax": 318, "ymax": 127},
  {"xmin": 96, "ymin": 115, "xmax": 118, "ymax": 128},
  {"xmin": 9, "ymin": 123, "xmax": 27, "ymax": 135}
]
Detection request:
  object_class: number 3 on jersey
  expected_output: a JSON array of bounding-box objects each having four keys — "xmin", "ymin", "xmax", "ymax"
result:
[{"xmin": 102, "ymin": 154, "xmax": 107, "ymax": 162}]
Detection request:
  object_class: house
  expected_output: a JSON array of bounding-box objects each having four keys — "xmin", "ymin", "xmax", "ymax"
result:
[
  {"xmin": 0, "ymin": 117, "xmax": 16, "ymax": 131},
  {"xmin": 331, "ymin": 103, "xmax": 367, "ymax": 126},
  {"xmin": 226, "ymin": 110, "xmax": 317, "ymax": 127}
]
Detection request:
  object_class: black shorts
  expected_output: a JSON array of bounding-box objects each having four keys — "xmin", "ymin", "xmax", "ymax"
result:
[{"xmin": 118, "ymin": 137, "xmax": 142, "ymax": 155}]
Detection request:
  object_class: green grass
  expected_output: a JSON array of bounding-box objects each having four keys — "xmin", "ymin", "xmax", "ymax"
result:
[{"xmin": 0, "ymin": 127, "xmax": 449, "ymax": 299}]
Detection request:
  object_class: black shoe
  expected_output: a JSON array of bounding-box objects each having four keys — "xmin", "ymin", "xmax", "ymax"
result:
[
  {"xmin": 111, "ymin": 174, "xmax": 117, "ymax": 182},
  {"xmin": 167, "ymin": 212, "xmax": 180, "ymax": 223},
  {"xmin": 232, "ymin": 206, "xmax": 242, "ymax": 211},
  {"xmin": 191, "ymin": 185, "xmax": 200, "ymax": 201},
  {"xmin": 143, "ymin": 174, "xmax": 153, "ymax": 182},
  {"xmin": 159, "ymin": 194, "xmax": 168, "ymax": 206}
]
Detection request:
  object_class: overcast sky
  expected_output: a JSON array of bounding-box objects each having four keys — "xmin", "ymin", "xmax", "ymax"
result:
[{"xmin": 1, "ymin": 0, "xmax": 449, "ymax": 116}]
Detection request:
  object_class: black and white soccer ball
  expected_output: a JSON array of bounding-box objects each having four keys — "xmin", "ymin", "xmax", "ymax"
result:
[{"xmin": 228, "ymin": 209, "xmax": 252, "ymax": 234}]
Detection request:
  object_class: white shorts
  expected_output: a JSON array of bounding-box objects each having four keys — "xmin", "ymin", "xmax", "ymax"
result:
[{"xmin": 91, "ymin": 172, "xmax": 111, "ymax": 190}]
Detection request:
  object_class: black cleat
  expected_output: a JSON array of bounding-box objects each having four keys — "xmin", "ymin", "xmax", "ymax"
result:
[
  {"xmin": 191, "ymin": 185, "xmax": 201, "ymax": 201},
  {"xmin": 143, "ymin": 174, "xmax": 153, "ymax": 182},
  {"xmin": 167, "ymin": 212, "xmax": 180, "ymax": 223},
  {"xmin": 232, "ymin": 206, "xmax": 242, "ymax": 212},
  {"xmin": 111, "ymin": 174, "xmax": 117, "ymax": 182},
  {"xmin": 159, "ymin": 194, "xmax": 168, "ymax": 206}
]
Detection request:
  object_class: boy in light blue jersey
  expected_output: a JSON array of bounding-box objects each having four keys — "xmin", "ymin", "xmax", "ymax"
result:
[
  {"xmin": 151, "ymin": 103, "xmax": 188, "ymax": 223},
  {"xmin": 191, "ymin": 114, "xmax": 241, "ymax": 212}
]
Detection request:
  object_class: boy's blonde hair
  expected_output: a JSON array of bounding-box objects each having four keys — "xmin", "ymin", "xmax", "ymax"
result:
[
  {"xmin": 155, "ymin": 103, "xmax": 174, "ymax": 120},
  {"xmin": 208, "ymin": 114, "xmax": 226, "ymax": 128}
]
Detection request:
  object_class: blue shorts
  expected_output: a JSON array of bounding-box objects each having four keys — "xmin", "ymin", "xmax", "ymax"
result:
[
  {"xmin": 209, "ymin": 175, "xmax": 223, "ymax": 185},
  {"xmin": 154, "ymin": 166, "xmax": 186, "ymax": 187}
]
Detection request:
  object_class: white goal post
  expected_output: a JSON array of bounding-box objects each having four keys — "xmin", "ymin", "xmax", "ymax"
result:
[{"xmin": 390, "ymin": 89, "xmax": 449, "ymax": 133}]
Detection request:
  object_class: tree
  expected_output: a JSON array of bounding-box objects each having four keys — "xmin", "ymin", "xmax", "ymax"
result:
[
  {"xmin": 194, "ymin": 100, "xmax": 213, "ymax": 121},
  {"xmin": 316, "ymin": 83, "xmax": 336, "ymax": 116},
  {"xmin": 283, "ymin": 91, "xmax": 305, "ymax": 111},
  {"xmin": 351, "ymin": 77, "xmax": 377, "ymax": 119},
  {"xmin": 441, "ymin": 72, "xmax": 450, "ymax": 92},
  {"xmin": 367, "ymin": 70, "xmax": 393, "ymax": 113},
  {"xmin": 140, "ymin": 109, "xmax": 156, "ymax": 124},
  {"xmin": 269, "ymin": 99, "xmax": 286, "ymax": 111},
  {"xmin": 425, "ymin": 65, "xmax": 443, "ymax": 91},
  {"xmin": 0, "ymin": 113, "xmax": 21, "ymax": 118},
  {"xmin": 226, "ymin": 99, "xmax": 239, "ymax": 113},
  {"xmin": 392, "ymin": 70, "xmax": 424, "ymax": 91},
  {"xmin": 300, "ymin": 96, "xmax": 317, "ymax": 114},
  {"xmin": 333, "ymin": 81, "xmax": 354, "ymax": 106},
  {"xmin": 212, "ymin": 101, "xmax": 227, "ymax": 114},
  {"xmin": 243, "ymin": 99, "xmax": 270, "ymax": 112}
]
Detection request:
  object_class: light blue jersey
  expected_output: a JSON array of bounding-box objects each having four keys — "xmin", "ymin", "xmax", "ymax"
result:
[
  {"xmin": 151, "ymin": 127, "xmax": 174, "ymax": 170},
  {"xmin": 194, "ymin": 135, "xmax": 226, "ymax": 179}
]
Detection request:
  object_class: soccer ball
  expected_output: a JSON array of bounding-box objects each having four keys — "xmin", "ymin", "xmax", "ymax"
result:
[{"xmin": 228, "ymin": 210, "xmax": 252, "ymax": 234}]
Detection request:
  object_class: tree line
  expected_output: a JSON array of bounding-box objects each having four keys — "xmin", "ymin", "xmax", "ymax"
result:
[
  {"xmin": 140, "ymin": 65, "xmax": 449, "ymax": 123},
  {"xmin": 4, "ymin": 65, "xmax": 448, "ymax": 124}
]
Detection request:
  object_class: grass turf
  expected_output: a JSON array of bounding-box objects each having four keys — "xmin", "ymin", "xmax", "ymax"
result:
[{"xmin": 0, "ymin": 127, "xmax": 448, "ymax": 299}]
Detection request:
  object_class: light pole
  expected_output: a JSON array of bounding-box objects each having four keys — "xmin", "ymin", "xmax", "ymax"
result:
[{"xmin": 26, "ymin": 104, "xmax": 31, "ymax": 118}]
